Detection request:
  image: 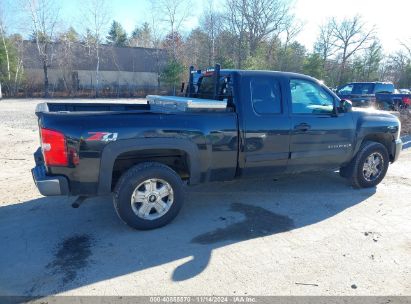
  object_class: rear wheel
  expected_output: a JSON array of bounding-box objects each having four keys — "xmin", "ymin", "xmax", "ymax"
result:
[
  {"xmin": 348, "ymin": 141, "xmax": 389, "ymax": 188},
  {"xmin": 113, "ymin": 162, "xmax": 184, "ymax": 230},
  {"xmin": 339, "ymin": 165, "xmax": 350, "ymax": 178}
]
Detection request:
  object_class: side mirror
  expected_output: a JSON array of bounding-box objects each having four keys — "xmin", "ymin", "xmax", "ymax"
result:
[{"xmin": 339, "ymin": 99, "xmax": 352, "ymax": 113}]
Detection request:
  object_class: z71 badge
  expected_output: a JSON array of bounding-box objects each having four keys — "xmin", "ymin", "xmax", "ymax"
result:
[{"xmin": 86, "ymin": 132, "xmax": 118, "ymax": 142}]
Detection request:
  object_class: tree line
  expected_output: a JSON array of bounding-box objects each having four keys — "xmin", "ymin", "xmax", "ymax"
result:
[{"xmin": 1, "ymin": 0, "xmax": 411, "ymax": 98}]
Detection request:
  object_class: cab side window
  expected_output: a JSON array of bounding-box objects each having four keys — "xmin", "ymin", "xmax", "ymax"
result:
[
  {"xmin": 374, "ymin": 83, "xmax": 394, "ymax": 94},
  {"xmin": 290, "ymin": 79, "xmax": 334, "ymax": 114},
  {"xmin": 250, "ymin": 78, "xmax": 282, "ymax": 114}
]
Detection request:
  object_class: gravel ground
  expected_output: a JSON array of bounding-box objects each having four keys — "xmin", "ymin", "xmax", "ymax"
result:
[{"xmin": 0, "ymin": 99, "xmax": 410, "ymax": 297}]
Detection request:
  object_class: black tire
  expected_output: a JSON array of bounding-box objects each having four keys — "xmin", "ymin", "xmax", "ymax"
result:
[
  {"xmin": 348, "ymin": 141, "xmax": 389, "ymax": 189},
  {"xmin": 339, "ymin": 165, "xmax": 350, "ymax": 178},
  {"xmin": 113, "ymin": 162, "xmax": 184, "ymax": 230}
]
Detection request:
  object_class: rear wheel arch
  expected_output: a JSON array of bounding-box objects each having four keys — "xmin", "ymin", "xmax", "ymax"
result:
[
  {"xmin": 111, "ymin": 148, "xmax": 191, "ymax": 191},
  {"xmin": 97, "ymin": 138, "xmax": 201, "ymax": 195}
]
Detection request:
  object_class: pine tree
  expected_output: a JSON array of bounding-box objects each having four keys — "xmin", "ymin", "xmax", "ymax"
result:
[
  {"xmin": 130, "ymin": 22, "xmax": 152, "ymax": 48},
  {"xmin": 106, "ymin": 21, "xmax": 128, "ymax": 47}
]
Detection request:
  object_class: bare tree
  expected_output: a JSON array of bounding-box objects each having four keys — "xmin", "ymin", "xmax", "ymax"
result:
[
  {"xmin": 82, "ymin": 0, "xmax": 110, "ymax": 97},
  {"xmin": 148, "ymin": 2, "xmax": 167, "ymax": 90},
  {"xmin": 56, "ymin": 27, "xmax": 79, "ymax": 95},
  {"xmin": 225, "ymin": 0, "xmax": 247, "ymax": 68},
  {"xmin": 24, "ymin": 0, "xmax": 60, "ymax": 97},
  {"xmin": 200, "ymin": 0, "xmax": 223, "ymax": 66},
  {"xmin": 277, "ymin": 17, "xmax": 303, "ymax": 71},
  {"xmin": 315, "ymin": 20, "xmax": 337, "ymax": 65},
  {"xmin": 245, "ymin": 0, "xmax": 291, "ymax": 55},
  {"xmin": 225, "ymin": 0, "xmax": 292, "ymax": 67},
  {"xmin": 130, "ymin": 22, "xmax": 153, "ymax": 48},
  {"xmin": 284, "ymin": 18, "xmax": 303, "ymax": 47},
  {"xmin": 362, "ymin": 39, "xmax": 383, "ymax": 80},
  {"xmin": 330, "ymin": 15, "xmax": 376, "ymax": 84},
  {"xmin": 0, "ymin": 4, "xmax": 11, "ymax": 84},
  {"xmin": 10, "ymin": 34, "xmax": 24, "ymax": 94},
  {"xmin": 400, "ymin": 39, "xmax": 411, "ymax": 60},
  {"xmin": 382, "ymin": 51, "xmax": 411, "ymax": 87},
  {"xmin": 152, "ymin": 0, "xmax": 191, "ymax": 60},
  {"xmin": 150, "ymin": 0, "xmax": 190, "ymax": 95}
]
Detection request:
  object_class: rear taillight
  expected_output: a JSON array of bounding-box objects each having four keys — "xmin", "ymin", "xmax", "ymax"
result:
[
  {"xmin": 40, "ymin": 128, "xmax": 68, "ymax": 166},
  {"xmin": 402, "ymin": 97, "xmax": 411, "ymax": 105}
]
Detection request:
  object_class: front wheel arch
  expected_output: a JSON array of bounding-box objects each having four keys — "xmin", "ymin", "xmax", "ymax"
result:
[
  {"xmin": 354, "ymin": 133, "xmax": 394, "ymax": 162},
  {"xmin": 345, "ymin": 141, "xmax": 390, "ymax": 188}
]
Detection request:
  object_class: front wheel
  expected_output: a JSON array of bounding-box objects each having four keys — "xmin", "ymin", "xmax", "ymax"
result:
[
  {"xmin": 113, "ymin": 162, "xmax": 184, "ymax": 230},
  {"xmin": 349, "ymin": 141, "xmax": 389, "ymax": 188}
]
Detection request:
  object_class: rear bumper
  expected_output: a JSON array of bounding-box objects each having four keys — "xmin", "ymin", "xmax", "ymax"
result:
[
  {"xmin": 31, "ymin": 164, "xmax": 69, "ymax": 196},
  {"xmin": 392, "ymin": 139, "xmax": 402, "ymax": 163}
]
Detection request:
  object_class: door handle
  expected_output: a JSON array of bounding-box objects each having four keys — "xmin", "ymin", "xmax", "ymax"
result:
[{"xmin": 294, "ymin": 123, "xmax": 311, "ymax": 132}]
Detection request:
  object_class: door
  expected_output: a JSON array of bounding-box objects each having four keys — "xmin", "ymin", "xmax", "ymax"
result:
[
  {"xmin": 288, "ymin": 78, "xmax": 355, "ymax": 172},
  {"xmin": 241, "ymin": 74, "xmax": 291, "ymax": 176}
]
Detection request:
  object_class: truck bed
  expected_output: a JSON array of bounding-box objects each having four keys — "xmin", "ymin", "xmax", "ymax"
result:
[
  {"xmin": 36, "ymin": 96, "xmax": 229, "ymax": 115},
  {"xmin": 36, "ymin": 102, "xmax": 150, "ymax": 114}
]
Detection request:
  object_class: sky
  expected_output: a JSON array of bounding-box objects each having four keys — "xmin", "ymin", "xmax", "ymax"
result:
[
  {"xmin": 4, "ymin": 0, "xmax": 411, "ymax": 54},
  {"xmin": 293, "ymin": 0, "xmax": 410, "ymax": 53}
]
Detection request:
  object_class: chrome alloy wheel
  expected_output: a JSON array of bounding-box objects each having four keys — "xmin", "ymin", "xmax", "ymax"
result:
[
  {"xmin": 362, "ymin": 152, "xmax": 384, "ymax": 182},
  {"xmin": 130, "ymin": 178, "xmax": 174, "ymax": 220}
]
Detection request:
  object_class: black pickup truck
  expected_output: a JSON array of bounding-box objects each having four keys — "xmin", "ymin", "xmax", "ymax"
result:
[
  {"xmin": 336, "ymin": 82, "xmax": 411, "ymax": 109},
  {"xmin": 32, "ymin": 66, "xmax": 403, "ymax": 230}
]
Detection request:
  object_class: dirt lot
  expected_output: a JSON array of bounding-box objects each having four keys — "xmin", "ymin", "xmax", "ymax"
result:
[{"xmin": 0, "ymin": 99, "xmax": 410, "ymax": 296}]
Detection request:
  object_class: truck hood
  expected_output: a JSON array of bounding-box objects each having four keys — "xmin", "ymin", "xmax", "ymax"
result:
[
  {"xmin": 352, "ymin": 107, "xmax": 399, "ymax": 120},
  {"xmin": 351, "ymin": 107, "xmax": 401, "ymax": 139}
]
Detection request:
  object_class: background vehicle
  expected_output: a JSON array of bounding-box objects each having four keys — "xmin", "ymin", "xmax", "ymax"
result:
[
  {"xmin": 336, "ymin": 82, "xmax": 393, "ymax": 107},
  {"xmin": 32, "ymin": 66, "xmax": 402, "ymax": 230},
  {"xmin": 336, "ymin": 82, "xmax": 411, "ymax": 110},
  {"xmin": 375, "ymin": 91, "xmax": 411, "ymax": 110}
]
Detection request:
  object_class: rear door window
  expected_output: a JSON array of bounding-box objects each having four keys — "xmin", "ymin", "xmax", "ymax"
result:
[{"xmin": 249, "ymin": 77, "xmax": 282, "ymax": 114}]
